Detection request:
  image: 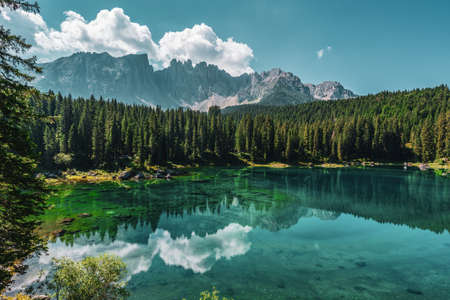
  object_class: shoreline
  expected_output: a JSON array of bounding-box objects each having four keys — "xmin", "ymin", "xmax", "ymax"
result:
[{"xmin": 42, "ymin": 160, "xmax": 448, "ymax": 185}]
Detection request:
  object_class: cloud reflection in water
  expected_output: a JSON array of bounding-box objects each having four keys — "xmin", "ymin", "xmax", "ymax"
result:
[
  {"xmin": 148, "ymin": 223, "xmax": 252, "ymax": 273},
  {"xmin": 12, "ymin": 222, "xmax": 252, "ymax": 292}
]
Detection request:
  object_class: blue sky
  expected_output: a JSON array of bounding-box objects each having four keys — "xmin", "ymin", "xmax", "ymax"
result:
[{"xmin": 4, "ymin": 0, "xmax": 450, "ymax": 94}]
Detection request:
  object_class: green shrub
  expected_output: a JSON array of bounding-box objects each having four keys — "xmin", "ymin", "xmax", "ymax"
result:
[
  {"xmin": 183, "ymin": 287, "xmax": 234, "ymax": 300},
  {"xmin": 52, "ymin": 254, "xmax": 129, "ymax": 300}
]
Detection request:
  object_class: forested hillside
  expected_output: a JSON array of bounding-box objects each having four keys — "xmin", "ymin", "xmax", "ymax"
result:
[{"xmin": 30, "ymin": 86, "xmax": 448, "ymax": 170}]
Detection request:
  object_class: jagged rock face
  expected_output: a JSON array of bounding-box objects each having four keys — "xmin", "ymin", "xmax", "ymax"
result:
[
  {"xmin": 35, "ymin": 52, "xmax": 356, "ymax": 110},
  {"xmin": 36, "ymin": 52, "xmax": 161, "ymax": 105},
  {"xmin": 306, "ymin": 81, "xmax": 357, "ymax": 100},
  {"xmin": 154, "ymin": 60, "xmax": 250, "ymax": 107},
  {"xmin": 239, "ymin": 68, "xmax": 313, "ymax": 105}
]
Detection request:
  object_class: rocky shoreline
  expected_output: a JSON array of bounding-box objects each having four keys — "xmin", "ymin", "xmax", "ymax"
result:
[
  {"xmin": 39, "ymin": 167, "xmax": 189, "ymax": 185},
  {"xmin": 37, "ymin": 160, "xmax": 448, "ymax": 185}
]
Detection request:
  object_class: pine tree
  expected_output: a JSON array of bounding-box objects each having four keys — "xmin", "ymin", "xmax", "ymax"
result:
[
  {"xmin": 0, "ymin": 0, "xmax": 47, "ymax": 290},
  {"xmin": 91, "ymin": 109, "xmax": 106, "ymax": 166},
  {"xmin": 421, "ymin": 118, "xmax": 435, "ymax": 162},
  {"xmin": 446, "ymin": 111, "xmax": 450, "ymax": 159},
  {"xmin": 435, "ymin": 112, "xmax": 447, "ymax": 159}
]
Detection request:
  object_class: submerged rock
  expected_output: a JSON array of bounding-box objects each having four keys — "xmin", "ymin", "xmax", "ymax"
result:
[
  {"xmin": 355, "ymin": 261, "xmax": 367, "ymax": 267},
  {"xmin": 78, "ymin": 213, "xmax": 92, "ymax": 218},
  {"xmin": 406, "ymin": 288, "xmax": 423, "ymax": 295},
  {"xmin": 60, "ymin": 217, "xmax": 74, "ymax": 225},
  {"xmin": 353, "ymin": 286, "xmax": 367, "ymax": 292}
]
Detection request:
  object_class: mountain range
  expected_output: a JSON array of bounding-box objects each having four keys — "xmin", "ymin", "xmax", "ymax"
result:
[{"xmin": 35, "ymin": 52, "xmax": 357, "ymax": 110}]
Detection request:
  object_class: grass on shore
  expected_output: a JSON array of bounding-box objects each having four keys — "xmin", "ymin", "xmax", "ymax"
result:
[
  {"xmin": 43, "ymin": 158, "xmax": 449, "ymax": 185},
  {"xmin": 45, "ymin": 169, "xmax": 121, "ymax": 185}
]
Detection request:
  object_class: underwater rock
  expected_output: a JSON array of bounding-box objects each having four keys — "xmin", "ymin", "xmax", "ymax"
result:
[
  {"xmin": 406, "ymin": 288, "xmax": 423, "ymax": 295},
  {"xmin": 60, "ymin": 217, "xmax": 74, "ymax": 224},
  {"xmin": 355, "ymin": 261, "xmax": 367, "ymax": 267},
  {"xmin": 78, "ymin": 213, "xmax": 92, "ymax": 218}
]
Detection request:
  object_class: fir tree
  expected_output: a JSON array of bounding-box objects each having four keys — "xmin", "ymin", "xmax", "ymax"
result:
[{"xmin": 0, "ymin": 0, "xmax": 47, "ymax": 290}]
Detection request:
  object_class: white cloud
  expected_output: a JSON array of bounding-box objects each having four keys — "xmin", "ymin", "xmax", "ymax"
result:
[
  {"xmin": 0, "ymin": 8, "xmax": 254, "ymax": 75},
  {"xmin": 317, "ymin": 49, "xmax": 324, "ymax": 59},
  {"xmin": 36, "ymin": 8, "xmax": 158, "ymax": 62},
  {"xmin": 317, "ymin": 45, "xmax": 332, "ymax": 59},
  {"xmin": 0, "ymin": 7, "xmax": 47, "ymax": 44},
  {"xmin": 158, "ymin": 23, "xmax": 254, "ymax": 76}
]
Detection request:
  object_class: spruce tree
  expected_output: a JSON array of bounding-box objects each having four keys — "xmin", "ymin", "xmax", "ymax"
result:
[
  {"xmin": 0, "ymin": 0, "xmax": 47, "ymax": 290},
  {"xmin": 435, "ymin": 112, "xmax": 447, "ymax": 159},
  {"xmin": 421, "ymin": 118, "xmax": 435, "ymax": 162}
]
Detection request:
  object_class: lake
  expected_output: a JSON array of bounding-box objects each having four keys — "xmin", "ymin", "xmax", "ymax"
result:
[{"xmin": 11, "ymin": 167, "xmax": 450, "ymax": 299}]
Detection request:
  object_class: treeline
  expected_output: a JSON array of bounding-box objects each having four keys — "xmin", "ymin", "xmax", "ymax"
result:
[{"xmin": 30, "ymin": 86, "xmax": 448, "ymax": 170}]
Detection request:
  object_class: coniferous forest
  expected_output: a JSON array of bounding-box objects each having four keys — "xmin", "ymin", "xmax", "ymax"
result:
[{"xmin": 30, "ymin": 85, "xmax": 449, "ymax": 170}]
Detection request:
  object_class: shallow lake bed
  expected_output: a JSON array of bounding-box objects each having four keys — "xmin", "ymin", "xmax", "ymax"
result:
[{"xmin": 11, "ymin": 167, "xmax": 450, "ymax": 299}]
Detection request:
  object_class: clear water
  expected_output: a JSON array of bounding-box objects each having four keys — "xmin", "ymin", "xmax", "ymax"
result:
[{"xmin": 12, "ymin": 167, "xmax": 450, "ymax": 299}]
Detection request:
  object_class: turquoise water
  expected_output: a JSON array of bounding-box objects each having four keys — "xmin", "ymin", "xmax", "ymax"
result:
[{"xmin": 12, "ymin": 167, "xmax": 450, "ymax": 299}]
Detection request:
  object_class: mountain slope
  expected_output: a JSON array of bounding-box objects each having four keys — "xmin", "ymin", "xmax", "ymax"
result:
[
  {"xmin": 306, "ymin": 81, "xmax": 357, "ymax": 100},
  {"xmin": 35, "ymin": 52, "xmax": 356, "ymax": 110}
]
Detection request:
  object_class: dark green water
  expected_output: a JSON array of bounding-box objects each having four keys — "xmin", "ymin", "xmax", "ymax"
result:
[{"xmin": 12, "ymin": 167, "xmax": 450, "ymax": 299}]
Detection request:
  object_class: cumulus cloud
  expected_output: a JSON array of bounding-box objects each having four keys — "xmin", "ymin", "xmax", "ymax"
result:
[
  {"xmin": 158, "ymin": 24, "xmax": 254, "ymax": 76},
  {"xmin": 317, "ymin": 45, "xmax": 332, "ymax": 59},
  {"xmin": 0, "ymin": 8, "xmax": 254, "ymax": 75},
  {"xmin": 0, "ymin": 7, "xmax": 47, "ymax": 44}
]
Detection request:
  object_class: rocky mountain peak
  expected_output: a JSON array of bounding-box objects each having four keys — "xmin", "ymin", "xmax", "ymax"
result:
[
  {"xmin": 306, "ymin": 81, "xmax": 356, "ymax": 100},
  {"xmin": 35, "ymin": 52, "xmax": 357, "ymax": 110}
]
